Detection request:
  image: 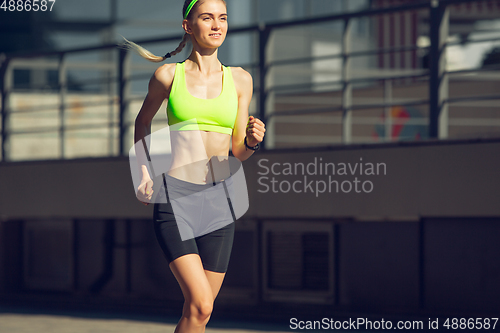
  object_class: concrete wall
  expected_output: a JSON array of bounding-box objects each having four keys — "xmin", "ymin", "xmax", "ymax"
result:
[{"xmin": 1, "ymin": 138, "xmax": 499, "ymax": 220}]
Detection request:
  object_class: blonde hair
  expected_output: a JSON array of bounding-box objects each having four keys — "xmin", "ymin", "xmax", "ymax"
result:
[{"xmin": 121, "ymin": 34, "xmax": 190, "ymax": 63}]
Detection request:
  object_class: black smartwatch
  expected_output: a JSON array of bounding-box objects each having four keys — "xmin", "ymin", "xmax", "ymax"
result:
[{"xmin": 244, "ymin": 137, "xmax": 260, "ymax": 151}]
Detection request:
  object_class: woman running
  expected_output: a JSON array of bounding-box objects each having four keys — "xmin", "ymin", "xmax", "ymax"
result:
[{"xmin": 126, "ymin": 0, "xmax": 265, "ymax": 332}]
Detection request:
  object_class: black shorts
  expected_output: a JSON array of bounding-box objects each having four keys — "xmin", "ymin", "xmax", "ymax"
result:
[{"xmin": 152, "ymin": 175, "xmax": 235, "ymax": 273}]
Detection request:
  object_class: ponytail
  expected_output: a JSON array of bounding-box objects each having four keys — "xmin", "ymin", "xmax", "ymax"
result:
[{"xmin": 121, "ymin": 34, "xmax": 190, "ymax": 63}]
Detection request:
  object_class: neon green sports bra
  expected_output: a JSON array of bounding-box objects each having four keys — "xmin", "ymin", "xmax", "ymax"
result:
[{"xmin": 166, "ymin": 61, "xmax": 238, "ymax": 135}]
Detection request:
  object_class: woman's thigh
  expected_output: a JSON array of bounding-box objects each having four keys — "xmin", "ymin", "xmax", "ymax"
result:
[
  {"xmin": 169, "ymin": 254, "xmax": 214, "ymax": 303},
  {"xmin": 153, "ymin": 202, "xmax": 199, "ymax": 262},
  {"xmin": 196, "ymin": 222, "xmax": 235, "ymax": 273}
]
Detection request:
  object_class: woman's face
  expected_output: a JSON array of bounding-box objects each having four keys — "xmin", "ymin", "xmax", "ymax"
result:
[{"xmin": 185, "ymin": 0, "xmax": 228, "ymax": 49}]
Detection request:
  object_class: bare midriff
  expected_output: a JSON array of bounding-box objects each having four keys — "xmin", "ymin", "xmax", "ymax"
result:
[{"xmin": 167, "ymin": 130, "xmax": 231, "ymax": 184}]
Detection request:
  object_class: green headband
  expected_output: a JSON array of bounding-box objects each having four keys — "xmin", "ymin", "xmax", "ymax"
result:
[{"xmin": 184, "ymin": 0, "xmax": 199, "ymax": 19}]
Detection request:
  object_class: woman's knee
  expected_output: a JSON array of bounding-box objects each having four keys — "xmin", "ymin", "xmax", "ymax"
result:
[{"xmin": 186, "ymin": 298, "xmax": 213, "ymax": 324}]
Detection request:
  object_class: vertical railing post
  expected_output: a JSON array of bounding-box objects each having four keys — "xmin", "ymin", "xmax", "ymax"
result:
[
  {"xmin": 258, "ymin": 24, "xmax": 270, "ymax": 150},
  {"xmin": 118, "ymin": 48, "xmax": 130, "ymax": 156},
  {"xmin": 429, "ymin": 0, "xmax": 449, "ymax": 139},
  {"xmin": 58, "ymin": 53, "xmax": 67, "ymax": 158},
  {"xmin": 256, "ymin": 25, "xmax": 270, "ymax": 305},
  {"xmin": 0, "ymin": 55, "xmax": 11, "ymax": 161},
  {"xmin": 341, "ymin": 18, "xmax": 353, "ymax": 144},
  {"xmin": 384, "ymin": 79, "xmax": 393, "ymax": 142}
]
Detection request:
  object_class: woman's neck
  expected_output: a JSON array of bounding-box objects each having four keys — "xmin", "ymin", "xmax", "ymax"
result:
[{"xmin": 186, "ymin": 48, "xmax": 221, "ymax": 75}]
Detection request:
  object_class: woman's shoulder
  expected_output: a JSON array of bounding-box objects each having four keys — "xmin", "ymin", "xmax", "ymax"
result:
[
  {"xmin": 228, "ymin": 66, "xmax": 251, "ymax": 77},
  {"xmin": 154, "ymin": 63, "xmax": 177, "ymax": 80},
  {"xmin": 150, "ymin": 63, "xmax": 177, "ymax": 89},
  {"xmin": 228, "ymin": 66, "xmax": 252, "ymax": 86}
]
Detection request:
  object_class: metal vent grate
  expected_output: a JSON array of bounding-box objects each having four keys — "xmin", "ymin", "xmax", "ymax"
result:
[{"xmin": 267, "ymin": 231, "xmax": 329, "ymax": 291}]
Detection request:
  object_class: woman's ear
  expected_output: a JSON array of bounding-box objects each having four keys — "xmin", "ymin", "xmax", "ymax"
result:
[{"xmin": 182, "ymin": 19, "xmax": 192, "ymax": 34}]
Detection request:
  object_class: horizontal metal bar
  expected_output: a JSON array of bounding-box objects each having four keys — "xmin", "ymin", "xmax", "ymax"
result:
[
  {"xmin": 260, "ymin": 1, "xmax": 431, "ymax": 30},
  {"xmin": 10, "ymin": 59, "xmax": 117, "ymax": 71},
  {"xmin": 440, "ymin": 0, "xmax": 498, "ymax": 6},
  {"xmin": 272, "ymin": 115, "xmax": 429, "ymax": 125},
  {"xmin": 269, "ymin": 73, "xmax": 429, "ymax": 93},
  {"xmin": 10, "ymin": 79, "xmax": 117, "ymax": 92},
  {"xmin": 272, "ymin": 135, "xmax": 419, "ymax": 144},
  {"xmin": 266, "ymin": 99, "xmax": 430, "ymax": 119},
  {"xmin": 349, "ymin": 44, "xmax": 426, "ymax": 58},
  {"xmin": 4, "ymin": 36, "xmax": 181, "ymax": 59},
  {"xmin": 267, "ymin": 106, "xmax": 344, "ymax": 118},
  {"xmin": 274, "ymin": 134, "xmax": 343, "ymax": 144},
  {"xmin": 9, "ymin": 57, "xmax": 258, "ymax": 74},
  {"xmin": 270, "ymin": 66, "xmax": 428, "ymax": 79},
  {"xmin": 350, "ymin": 99, "xmax": 430, "ymax": 111},
  {"xmin": 446, "ymin": 36, "xmax": 500, "ymax": 47},
  {"xmin": 269, "ymin": 45, "xmax": 425, "ymax": 68},
  {"xmin": 447, "ymin": 64, "xmax": 500, "ymax": 76},
  {"xmin": 446, "ymin": 94, "xmax": 500, "ymax": 104},
  {"xmin": 270, "ymin": 115, "xmax": 500, "ymax": 128},
  {"xmin": 270, "ymin": 54, "xmax": 344, "ymax": 68},
  {"xmin": 7, "ymin": 122, "xmax": 118, "ymax": 135},
  {"xmin": 8, "ymin": 98, "xmax": 117, "ymax": 114},
  {"xmin": 66, "ymin": 77, "xmax": 118, "ymax": 88},
  {"xmin": 448, "ymin": 118, "xmax": 500, "ymax": 126}
]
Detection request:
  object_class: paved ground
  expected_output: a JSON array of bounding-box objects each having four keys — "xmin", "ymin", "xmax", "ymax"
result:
[
  {"xmin": 1, "ymin": 313, "xmax": 176, "ymax": 333},
  {"xmin": 0, "ymin": 307, "xmax": 291, "ymax": 333},
  {"xmin": 0, "ymin": 313, "xmax": 289, "ymax": 333},
  {"xmin": 1, "ymin": 305, "xmax": 463, "ymax": 333},
  {"xmin": 0, "ymin": 302, "xmax": 446, "ymax": 332}
]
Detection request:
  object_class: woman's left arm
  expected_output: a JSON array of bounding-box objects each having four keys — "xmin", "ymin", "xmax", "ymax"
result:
[{"xmin": 231, "ymin": 67, "xmax": 266, "ymax": 161}]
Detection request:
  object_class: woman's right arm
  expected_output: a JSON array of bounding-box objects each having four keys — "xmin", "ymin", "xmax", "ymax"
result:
[{"xmin": 134, "ymin": 64, "xmax": 174, "ymax": 205}]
